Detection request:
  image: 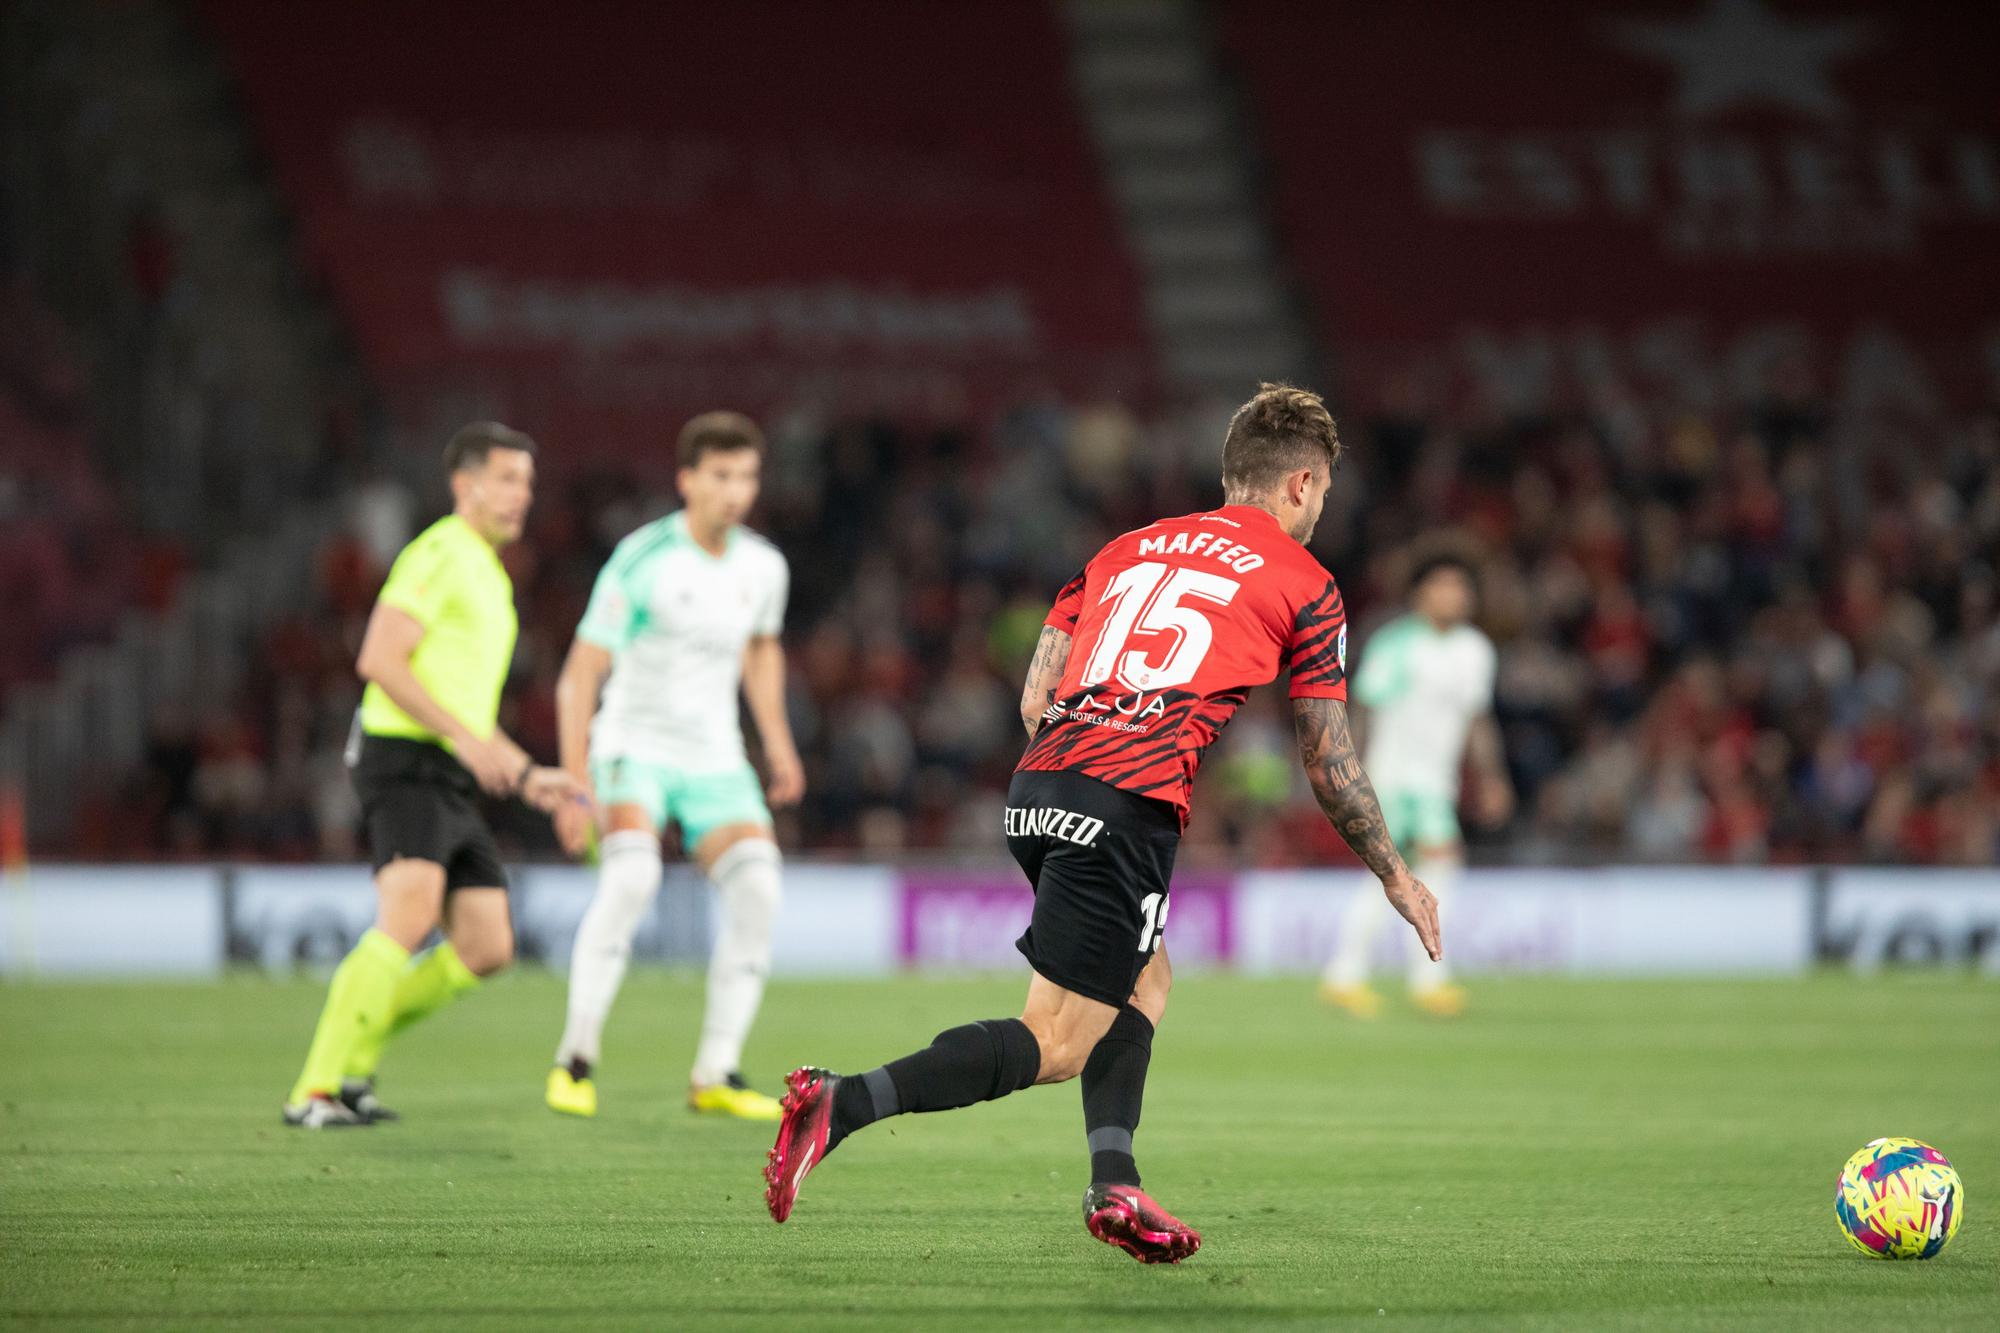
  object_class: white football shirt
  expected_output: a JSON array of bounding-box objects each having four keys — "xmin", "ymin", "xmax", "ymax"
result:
[
  {"xmin": 576, "ymin": 511, "xmax": 788, "ymax": 771},
  {"xmin": 1352, "ymin": 614, "xmax": 1497, "ymax": 798}
]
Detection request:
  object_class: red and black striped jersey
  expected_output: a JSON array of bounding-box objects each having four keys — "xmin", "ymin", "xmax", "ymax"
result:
[{"xmin": 1017, "ymin": 504, "xmax": 1348, "ymax": 824}]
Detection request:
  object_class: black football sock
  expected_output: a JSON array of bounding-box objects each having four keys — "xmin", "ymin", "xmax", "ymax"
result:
[
  {"xmin": 828, "ymin": 1018, "xmax": 1041, "ymax": 1151},
  {"xmin": 1081, "ymin": 1005, "xmax": 1155, "ymax": 1187}
]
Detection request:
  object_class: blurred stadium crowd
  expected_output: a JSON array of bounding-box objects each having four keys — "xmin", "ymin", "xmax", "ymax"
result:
[
  {"xmin": 6, "ymin": 1, "xmax": 1996, "ymax": 871},
  {"xmin": 0, "ymin": 281, "xmax": 184, "ymax": 696},
  {"xmin": 13, "ymin": 291, "xmax": 1994, "ymax": 867}
]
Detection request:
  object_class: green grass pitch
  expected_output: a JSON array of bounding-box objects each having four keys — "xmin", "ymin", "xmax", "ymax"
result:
[{"xmin": 3, "ymin": 971, "xmax": 1996, "ymax": 1330}]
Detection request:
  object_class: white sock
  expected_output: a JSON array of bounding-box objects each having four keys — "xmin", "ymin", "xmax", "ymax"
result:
[
  {"xmin": 690, "ymin": 839, "xmax": 782, "ymax": 1088},
  {"xmin": 1325, "ymin": 873, "xmax": 1390, "ymax": 987},
  {"xmin": 1409, "ymin": 853, "xmax": 1460, "ymax": 992},
  {"xmin": 555, "ymin": 830, "xmax": 662, "ymax": 1069}
]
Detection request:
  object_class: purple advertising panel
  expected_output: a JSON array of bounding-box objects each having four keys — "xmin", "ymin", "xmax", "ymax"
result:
[{"xmin": 898, "ymin": 871, "xmax": 1234, "ymax": 969}]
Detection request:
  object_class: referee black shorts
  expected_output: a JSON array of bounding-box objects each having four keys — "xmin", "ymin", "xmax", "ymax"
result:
[
  {"xmin": 1005, "ymin": 769, "xmax": 1181, "ymax": 1009},
  {"xmin": 349, "ymin": 734, "xmax": 509, "ymax": 893}
]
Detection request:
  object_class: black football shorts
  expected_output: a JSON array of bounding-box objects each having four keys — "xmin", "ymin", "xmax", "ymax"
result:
[
  {"xmin": 349, "ymin": 734, "xmax": 509, "ymax": 893},
  {"xmin": 1005, "ymin": 768, "xmax": 1181, "ymax": 1008}
]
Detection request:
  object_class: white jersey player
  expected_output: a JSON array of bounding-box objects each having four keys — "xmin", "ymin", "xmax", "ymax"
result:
[
  {"xmin": 547, "ymin": 412, "xmax": 804, "ymax": 1119},
  {"xmin": 1322, "ymin": 554, "xmax": 1512, "ymax": 1017}
]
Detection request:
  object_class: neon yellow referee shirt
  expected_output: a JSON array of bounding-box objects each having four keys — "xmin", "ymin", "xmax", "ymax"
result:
[{"xmin": 358, "ymin": 515, "xmax": 518, "ymax": 749}]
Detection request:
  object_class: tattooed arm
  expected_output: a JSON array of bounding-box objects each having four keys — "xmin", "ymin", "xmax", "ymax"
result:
[
  {"xmin": 1291, "ymin": 695, "xmax": 1443, "ymax": 961},
  {"xmin": 1019, "ymin": 625, "xmax": 1073, "ymax": 738}
]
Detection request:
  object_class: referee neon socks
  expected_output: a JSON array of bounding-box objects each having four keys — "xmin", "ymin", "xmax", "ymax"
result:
[
  {"xmin": 288, "ymin": 928, "xmax": 409, "ymax": 1105},
  {"xmin": 827, "ymin": 1018, "xmax": 1041, "ymax": 1150},
  {"xmin": 343, "ymin": 941, "xmax": 481, "ymax": 1081}
]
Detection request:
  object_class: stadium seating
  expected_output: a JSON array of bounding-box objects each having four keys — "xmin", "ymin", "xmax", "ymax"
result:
[
  {"xmin": 199, "ymin": 0, "xmax": 1155, "ymax": 456},
  {"xmin": 9, "ymin": 2, "xmax": 1996, "ymax": 868},
  {"xmin": 1218, "ymin": 0, "xmax": 1997, "ymax": 402},
  {"xmin": 0, "ymin": 282, "xmax": 159, "ymax": 692}
]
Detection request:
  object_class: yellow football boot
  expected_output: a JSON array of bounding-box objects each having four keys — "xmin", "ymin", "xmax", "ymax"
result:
[
  {"xmin": 546, "ymin": 1066, "xmax": 598, "ymax": 1118},
  {"xmin": 1319, "ymin": 981, "xmax": 1384, "ymax": 1018},
  {"xmin": 1412, "ymin": 983, "xmax": 1468, "ymax": 1017},
  {"xmin": 688, "ymin": 1075, "xmax": 784, "ymax": 1121}
]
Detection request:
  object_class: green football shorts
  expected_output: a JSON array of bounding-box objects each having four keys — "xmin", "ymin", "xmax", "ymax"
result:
[
  {"xmin": 593, "ymin": 757, "xmax": 771, "ymax": 852},
  {"xmin": 1377, "ymin": 789, "xmax": 1462, "ymax": 854}
]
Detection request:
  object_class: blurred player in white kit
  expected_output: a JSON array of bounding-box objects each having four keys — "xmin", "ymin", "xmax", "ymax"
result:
[
  {"xmin": 1321, "ymin": 553, "xmax": 1511, "ymax": 1017},
  {"xmin": 546, "ymin": 411, "xmax": 803, "ymax": 1119}
]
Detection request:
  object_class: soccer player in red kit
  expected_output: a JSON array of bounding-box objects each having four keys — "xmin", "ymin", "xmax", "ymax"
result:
[{"xmin": 764, "ymin": 384, "xmax": 1441, "ymax": 1262}]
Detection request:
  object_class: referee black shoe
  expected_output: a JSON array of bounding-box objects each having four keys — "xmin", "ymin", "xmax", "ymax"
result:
[{"xmin": 340, "ymin": 1078, "xmax": 400, "ymax": 1123}]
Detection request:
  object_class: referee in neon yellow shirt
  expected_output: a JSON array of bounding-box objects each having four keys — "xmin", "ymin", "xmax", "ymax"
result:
[{"xmin": 284, "ymin": 423, "xmax": 586, "ymax": 1127}]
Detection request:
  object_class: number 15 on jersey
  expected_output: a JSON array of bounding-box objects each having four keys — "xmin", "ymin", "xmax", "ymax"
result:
[{"xmin": 1080, "ymin": 562, "xmax": 1240, "ymax": 695}]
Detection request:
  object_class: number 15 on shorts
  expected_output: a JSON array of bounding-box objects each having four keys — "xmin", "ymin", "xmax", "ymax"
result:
[{"xmin": 1138, "ymin": 892, "xmax": 1170, "ymax": 952}]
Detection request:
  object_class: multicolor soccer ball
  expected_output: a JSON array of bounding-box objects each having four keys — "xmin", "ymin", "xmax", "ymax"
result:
[{"xmin": 1834, "ymin": 1138, "xmax": 1963, "ymax": 1259}]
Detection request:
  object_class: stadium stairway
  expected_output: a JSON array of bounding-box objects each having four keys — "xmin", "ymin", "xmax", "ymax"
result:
[
  {"xmin": 1062, "ymin": 0, "xmax": 1317, "ymax": 397},
  {"xmin": 5, "ymin": 0, "xmax": 344, "ymax": 530},
  {"xmin": 0, "ymin": 0, "xmax": 355, "ymax": 845}
]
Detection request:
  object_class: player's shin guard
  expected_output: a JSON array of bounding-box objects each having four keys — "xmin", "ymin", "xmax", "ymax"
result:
[
  {"xmin": 691, "ymin": 839, "xmax": 781, "ymax": 1087},
  {"xmin": 1409, "ymin": 852, "xmax": 1459, "ymax": 990},
  {"xmin": 826, "ymin": 1018, "xmax": 1041, "ymax": 1151},
  {"xmin": 1081, "ymin": 1005, "xmax": 1154, "ymax": 1187},
  {"xmin": 344, "ymin": 941, "xmax": 480, "ymax": 1080},
  {"xmin": 555, "ymin": 830, "xmax": 662, "ymax": 1069},
  {"xmin": 288, "ymin": 928, "xmax": 408, "ymax": 1105}
]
